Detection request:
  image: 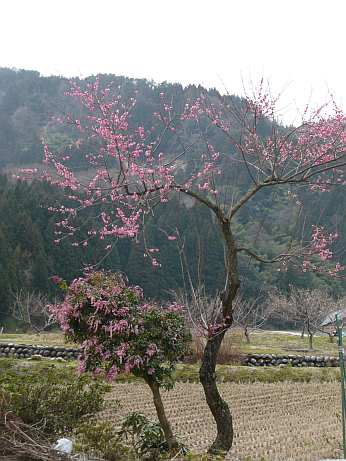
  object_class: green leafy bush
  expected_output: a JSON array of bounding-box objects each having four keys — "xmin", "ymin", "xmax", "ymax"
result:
[
  {"xmin": 74, "ymin": 420, "xmax": 136, "ymax": 461},
  {"xmin": 0, "ymin": 362, "xmax": 110, "ymax": 435},
  {"xmin": 119, "ymin": 412, "xmax": 168, "ymax": 456},
  {"xmin": 74, "ymin": 412, "xmax": 186, "ymax": 461}
]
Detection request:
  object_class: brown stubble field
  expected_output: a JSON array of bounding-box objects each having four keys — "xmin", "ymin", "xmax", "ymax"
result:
[
  {"xmin": 100, "ymin": 382, "xmax": 343, "ymax": 461},
  {"xmin": 2, "ymin": 331, "xmax": 343, "ymax": 459}
]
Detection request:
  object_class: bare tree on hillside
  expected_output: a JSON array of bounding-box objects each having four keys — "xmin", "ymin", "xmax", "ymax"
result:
[
  {"xmin": 268, "ymin": 288, "xmax": 340, "ymax": 349},
  {"xmin": 232, "ymin": 294, "xmax": 272, "ymax": 343},
  {"xmin": 171, "ymin": 284, "xmax": 223, "ymax": 335},
  {"xmin": 173, "ymin": 284, "xmax": 270, "ymax": 344},
  {"xmin": 10, "ymin": 290, "xmax": 56, "ymax": 334}
]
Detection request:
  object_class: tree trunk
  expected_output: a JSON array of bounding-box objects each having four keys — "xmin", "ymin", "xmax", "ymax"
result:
[
  {"xmin": 199, "ymin": 215, "xmax": 239, "ymax": 456},
  {"xmin": 200, "ymin": 331, "xmax": 233, "ymax": 455},
  {"xmin": 244, "ymin": 326, "xmax": 250, "ymax": 343},
  {"xmin": 301, "ymin": 324, "xmax": 305, "ymax": 338},
  {"xmin": 146, "ymin": 376, "xmax": 178, "ymax": 450},
  {"xmin": 307, "ymin": 319, "xmax": 313, "ymax": 350}
]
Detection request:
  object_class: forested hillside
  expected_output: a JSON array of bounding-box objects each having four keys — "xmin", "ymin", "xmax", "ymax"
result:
[{"xmin": 0, "ymin": 68, "xmax": 345, "ymax": 325}]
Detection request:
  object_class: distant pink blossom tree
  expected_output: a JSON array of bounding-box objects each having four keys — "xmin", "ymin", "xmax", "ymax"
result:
[{"xmin": 24, "ymin": 77, "xmax": 346, "ymax": 455}]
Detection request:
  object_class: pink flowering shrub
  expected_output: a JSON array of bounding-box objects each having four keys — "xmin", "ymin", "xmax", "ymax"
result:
[{"xmin": 50, "ymin": 271, "xmax": 191, "ymax": 387}]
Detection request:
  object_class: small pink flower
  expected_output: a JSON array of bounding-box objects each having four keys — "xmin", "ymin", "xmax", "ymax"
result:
[
  {"xmin": 146, "ymin": 343, "xmax": 158, "ymax": 358},
  {"xmin": 51, "ymin": 275, "xmax": 62, "ymax": 284},
  {"xmin": 77, "ymin": 359, "xmax": 86, "ymax": 375},
  {"xmin": 106, "ymin": 366, "xmax": 118, "ymax": 381}
]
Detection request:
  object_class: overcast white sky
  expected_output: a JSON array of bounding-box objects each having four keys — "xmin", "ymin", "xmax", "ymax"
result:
[{"xmin": 1, "ymin": 0, "xmax": 345, "ymax": 123}]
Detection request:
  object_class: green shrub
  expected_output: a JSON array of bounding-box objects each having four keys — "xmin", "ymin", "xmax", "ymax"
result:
[
  {"xmin": 0, "ymin": 362, "xmax": 110, "ymax": 436},
  {"xmin": 74, "ymin": 421, "xmax": 136, "ymax": 461},
  {"xmin": 119, "ymin": 412, "xmax": 168, "ymax": 457},
  {"xmin": 74, "ymin": 412, "xmax": 186, "ymax": 461}
]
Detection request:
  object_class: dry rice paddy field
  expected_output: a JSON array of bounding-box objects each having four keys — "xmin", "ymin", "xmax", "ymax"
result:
[
  {"xmin": 100, "ymin": 381, "xmax": 343, "ymax": 461},
  {"xmin": 2, "ymin": 331, "xmax": 344, "ymax": 459}
]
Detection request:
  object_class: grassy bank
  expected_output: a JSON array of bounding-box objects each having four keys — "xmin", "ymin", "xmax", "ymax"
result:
[
  {"xmin": 0, "ymin": 332, "xmax": 72, "ymax": 346},
  {"xmin": 0, "ymin": 357, "xmax": 340, "ymax": 384},
  {"xmin": 238, "ymin": 330, "xmax": 338, "ymax": 355}
]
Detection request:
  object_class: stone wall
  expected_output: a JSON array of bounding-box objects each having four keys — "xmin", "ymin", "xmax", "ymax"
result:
[
  {"xmin": 0, "ymin": 343, "xmax": 80, "ymax": 360},
  {"xmin": 0, "ymin": 343, "xmax": 340, "ymax": 367},
  {"xmin": 243, "ymin": 353, "xmax": 339, "ymax": 367}
]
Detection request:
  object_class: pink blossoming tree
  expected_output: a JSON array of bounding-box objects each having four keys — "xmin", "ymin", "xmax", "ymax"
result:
[
  {"xmin": 27, "ymin": 77, "xmax": 346, "ymax": 455},
  {"xmin": 50, "ymin": 271, "xmax": 190, "ymax": 450}
]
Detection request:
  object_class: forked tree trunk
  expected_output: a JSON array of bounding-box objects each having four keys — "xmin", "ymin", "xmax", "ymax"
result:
[
  {"xmin": 145, "ymin": 376, "xmax": 178, "ymax": 450},
  {"xmin": 199, "ymin": 216, "xmax": 240, "ymax": 456}
]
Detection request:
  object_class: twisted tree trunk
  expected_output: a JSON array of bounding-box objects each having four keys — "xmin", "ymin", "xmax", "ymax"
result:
[
  {"xmin": 200, "ymin": 331, "xmax": 233, "ymax": 454},
  {"xmin": 199, "ymin": 216, "xmax": 240, "ymax": 455}
]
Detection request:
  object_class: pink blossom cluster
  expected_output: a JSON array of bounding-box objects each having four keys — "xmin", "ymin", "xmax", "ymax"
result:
[
  {"xmin": 245, "ymin": 79, "xmax": 279, "ymax": 119},
  {"xmin": 33, "ymin": 81, "xmax": 229, "ymax": 258},
  {"xmin": 50, "ymin": 271, "xmax": 189, "ymax": 382},
  {"xmin": 310, "ymin": 225, "xmax": 338, "ymax": 261},
  {"xmin": 207, "ymin": 315, "xmax": 232, "ymax": 338},
  {"xmin": 180, "ymin": 84, "xmax": 345, "ymax": 193},
  {"xmin": 20, "ymin": 78, "xmax": 345, "ymax": 279},
  {"xmin": 298, "ymin": 226, "xmax": 345, "ymax": 277}
]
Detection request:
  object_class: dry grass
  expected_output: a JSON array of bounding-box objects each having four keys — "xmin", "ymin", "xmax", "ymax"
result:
[
  {"xmin": 100, "ymin": 381, "xmax": 343, "ymax": 461},
  {"xmin": 187, "ymin": 334, "xmax": 244, "ymax": 364},
  {"xmin": 0, "ymin": 332, "xmax": 73, "ymax": 347},
  {"xmin": 0, "ymin": 387, "xmax": 71, "ymax": 461},
  {"xmin": 238, "ymin": 330, "xmax": 338, "ymax": 356}
]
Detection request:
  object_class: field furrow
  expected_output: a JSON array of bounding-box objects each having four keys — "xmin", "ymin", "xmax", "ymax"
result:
[{"xmin": 100, "ymin": 382, "xmax": 343, "ymax": 460}]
